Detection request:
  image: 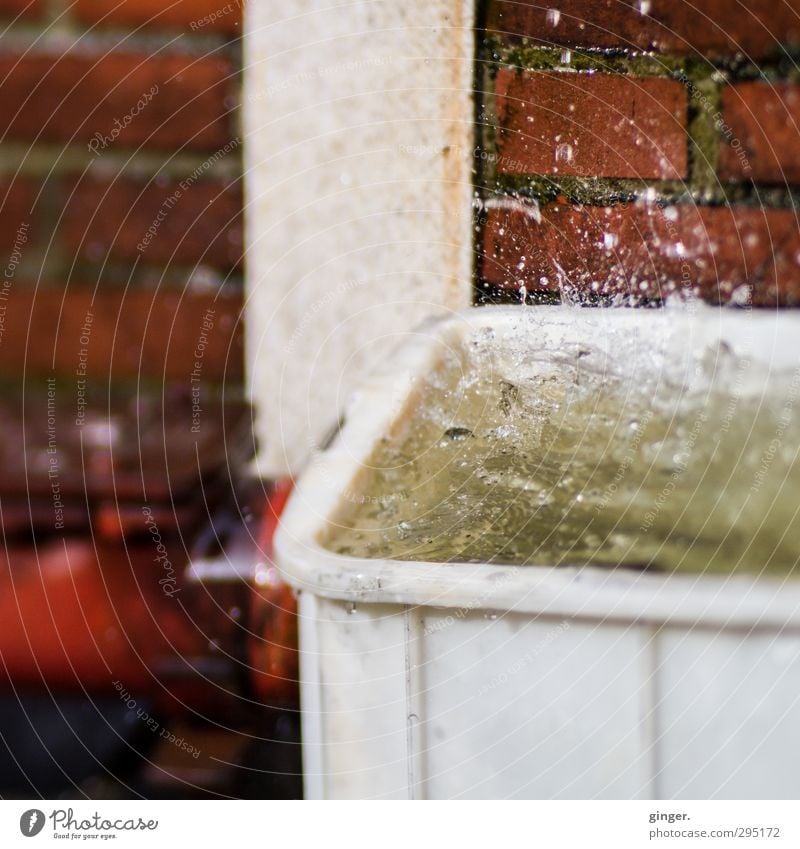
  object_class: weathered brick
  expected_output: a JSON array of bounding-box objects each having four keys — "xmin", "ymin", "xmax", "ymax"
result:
[
  {"xmin": 0, "ymin": 0, "xmax": 39, "ymax": 16},
  {"xmin": 719, "ymin": 83, "xmax": 800, "ymax": 184},
  {"xmin": 0, "ymin": 52, "xmax": 234, "ymax": 150},
  {"xmin": 0, "ymin": 387, "xmax": 249, "ymax": 505},
  {"xmin": 487, "ymin": 0, "xmax": 800, "ymax": 59},
  {"xmin": 0, "ymin": 288, "xmax": 243, "ymax": 380},
  {"xmin": 495, "ymin": 69, "xmax": 687, "ymax": 179},
  {"xmin": 62, "ymin": 177, "xmax": 243, "ymax": 269},
  {"xmin": 0, "ymin": 178, "xmax": 34, "ymax": 252},
  {"xmin": 481, "ymin": 198, "xmax": 800, "ymax": 305},
  {"xmin": 73, "ymin": 0, "xmax": 242, "ymax": 35}
]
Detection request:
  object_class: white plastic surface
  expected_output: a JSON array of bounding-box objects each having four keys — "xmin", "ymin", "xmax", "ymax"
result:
[{"xmin": 276, "ymin": 307, "xmax": 800, "ymax": 799}]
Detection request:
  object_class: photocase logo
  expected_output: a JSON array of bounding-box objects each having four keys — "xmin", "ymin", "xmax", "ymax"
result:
[{"xmin": 19, "ymin": 809, "xmax": 45, "ymax": 837}]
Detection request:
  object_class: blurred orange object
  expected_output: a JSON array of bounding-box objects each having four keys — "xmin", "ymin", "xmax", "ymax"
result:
[
  {"xmin": 0, "ymin": 539, "xmax": 206, "ymax": 695},
  {"xmin": 0, "ymin": 480, "xmax": 299, "ymax": 713},
  {"xmin": 249, "ymin": 478, "xmax": 299, "ymax": 704}
]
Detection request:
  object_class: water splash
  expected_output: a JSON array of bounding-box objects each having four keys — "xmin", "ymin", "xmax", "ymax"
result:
[
  {"xmin": 555, "ymin": 142, "xmax": 574, "ymax": 163},
  {"xmin": 327, "ymin": 311, "xmax": 800, "ymax": 574}
]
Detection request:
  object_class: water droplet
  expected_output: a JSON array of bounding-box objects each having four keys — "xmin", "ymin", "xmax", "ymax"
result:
[
  {"xmin": 560, "ymin": 49, "xmax": 571, "ymax": 64},
  {"xmin": 546, "ymin": 8, "xmax": 561, "ymax": 26},
  {"xmin": 555, "ymin": 142, "xmax": 573, "ymax": 163},
  {"xmin": 730, "ymin": 285, "xmax": 752, "ymax": 306}
]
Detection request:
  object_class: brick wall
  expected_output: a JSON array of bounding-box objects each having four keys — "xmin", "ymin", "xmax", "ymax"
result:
[
  {"xmin": 0, "ymin": 0, "xmax": 247, "ymax": 513},
  {"xmin": 479, "ymin": 0, "xmax": 800, "ymax": 306},
  {"xmin": 0, "ymin": 0, "xmax": 244, "ymax": 376}
]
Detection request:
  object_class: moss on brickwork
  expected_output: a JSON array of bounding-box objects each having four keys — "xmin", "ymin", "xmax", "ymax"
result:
[
  {"xmin": 477, "ymin": 39, "xmax": 800, "ymax": 216},
  {"xmin": 487, "ymin": 40, "xmax": 694, "ymax": 78},
  {"xmin": 480, "ymin": 41, "xmax": 724, "ymax": 202},
  {"xmin": 492, "ymin": 174, "xmax": 710, "ymax": 205},
  {"xmin": 476, "ymin": 4, "xmax": 800, "ymax": 306},
  {"xmin": 681, "ymin": 73, "xmax": 722, "ymax": 196}
]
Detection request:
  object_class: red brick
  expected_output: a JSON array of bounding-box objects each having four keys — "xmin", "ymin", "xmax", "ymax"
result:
[
  {"xmin": 495, "ymin": 70, "xmax": 687, "ymax": 180},
  {"xmin": 481, "ymin": 198, "xmax": 800, "ymax": 305},
  {"xmin": 0, "ymin": 287, "xmax": 243, "ymax": 380},
  {"xmin": 0, "ymin": 0, "xmax": 39, "ymax": 17},
  {"xmin": 62, "ymin": 177, "xmax": 243, "ymax": 269},
  {"xmin": 719, "ymin": 83, "xmax": 800, "ymax": 184},
  {"xmin": 0, "ymin": 386, "xmax": 249, "ymax": 504},
  {"xmin": 488, "ymin": 1, "xmax": 800, "ymax": 59},
  {"xmin": 0, "ymin": 177, "xmax": 34, "ymax": 252},
  {"xmin": 73, "ymin": 0, "xmax": 242, "ymax": 35},
  {"xmin": 0, "ymin": 52, "xmax": 234, "ymax": 150}
]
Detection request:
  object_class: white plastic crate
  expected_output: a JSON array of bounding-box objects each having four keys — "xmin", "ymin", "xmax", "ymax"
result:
[{"xmin": 275, "ymin": 307, "xmax": 800, "ymax": 799}]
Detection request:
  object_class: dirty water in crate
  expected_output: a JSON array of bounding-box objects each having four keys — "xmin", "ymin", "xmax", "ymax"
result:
[{"xmin": 326, "ymin": 319, "xmax": 800, "ymax": 574}]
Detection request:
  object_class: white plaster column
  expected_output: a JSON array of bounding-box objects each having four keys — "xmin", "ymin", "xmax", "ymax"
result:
[{"xmin": 244, "ymin": 0, "xmax": 476, "ymax": 477}]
